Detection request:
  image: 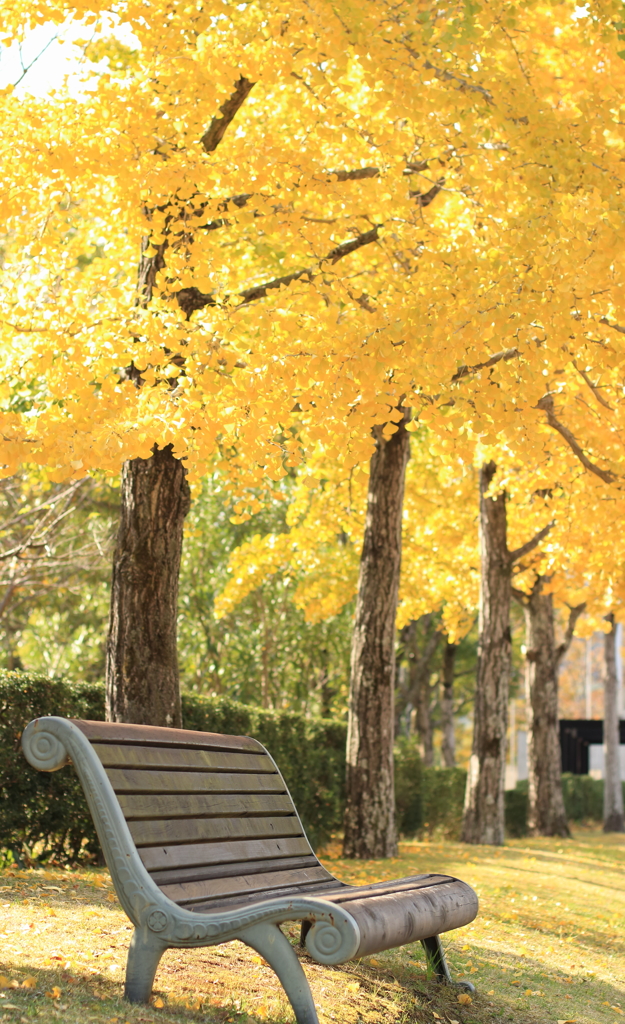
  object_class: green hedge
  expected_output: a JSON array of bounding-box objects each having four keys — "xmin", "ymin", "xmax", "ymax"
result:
[
  {"xmin": 0, "ymin": 672, "xmax": 104, "ymax": 863},
  {"xmin": 5, "ymin": 671, "xmax": 619, "ymax": 862},
  {"xmin": 0, "ymin": 671, "xmax": 348, "ymax": 861}
]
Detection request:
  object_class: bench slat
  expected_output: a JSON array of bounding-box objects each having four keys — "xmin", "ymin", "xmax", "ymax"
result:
[
  {"xmin": 106, "ymin": 768, "xmax": 286, "ymax": 795},
  {"xmin": 128, "ymin": 814, "xmax": 304, "ymax": 847},
  {"xmin": 140, "ymin": 835, "xmax": 313, "ymax": 872},
  {"xmin": 150, "ymin": 854, "xmax": 320, "ymax": 886},
  {"xmin": 118, "ymin": 792, "xmax": 295, "ymax": 820},
  {"xmin": 160, "ymin": 864, "xmax": 334, "ymax": 905},
  {"xmin": 187, "ymin": 879, "xmax": 346, "ymax": 914},
  {"xmin": 74, "ymin": 719, "xmax": 261, "ymax": 753},
  {"xmin": 93, "ymin": 744, "xmax": 274, "ymax": 774}
]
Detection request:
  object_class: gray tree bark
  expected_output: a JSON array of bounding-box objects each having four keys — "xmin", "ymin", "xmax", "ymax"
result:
[
  {"xmin": 462, "ymin": 463, "xmax": 553, "ymax": 845},
  {"xmin": 603, "ymin": 613, "xmax": 624, "ymax": 832},
  {"xmin": 518, "ymin": 578, "xmax": 574, "ymax": 837},
  {"xmin": 462, "ymin": 462, "xmax": 511, "ymax": 845},
  {"xmin": 441, "ymin": 639, "xmax": 457, "ymax": 768},
  {"xmin": 343, "ymin": 412, "xmax": 410, "ymax": 859},
  {"xmin": 105, "ymin": 444, "xmax": 190, "ymax": 727}
]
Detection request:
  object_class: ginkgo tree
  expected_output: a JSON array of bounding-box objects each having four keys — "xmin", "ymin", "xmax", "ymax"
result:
[{"xmin": 4, "ymin": 0, "xmax": 625, "ymax": 854}]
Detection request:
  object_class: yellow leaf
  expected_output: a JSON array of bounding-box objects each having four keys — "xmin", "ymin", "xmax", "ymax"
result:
[
  {"xmin": 0, "ymin": 976, "xmax": 11, "ymax": 989},
  {"xmin": 46, "ymin": 987, "xmax": 62, "ymax": 999},
  {"xmin": 256, "ymin": 1004, "xmax": 269, "ymax": 1020},
  {"xmin": 107, "ymin": 893, "xmax": 117, "ymax": 902},
  {"xmin": 21, "ymin": 976, "xmax": 37, "ymax": 988},
  {"xmin": 457, "ymin": 993, "xmax": 472, "ymax": 1005},
  {"xmin": 346, "ymin": 982, "xmax": 360, "ymax": 993},
  {"xmin": 369, "ymin": 957, "xmax": 380, "ymax": 966},
  {"xmin": 152, "ymin": 996, "xmax": 164, "ymax": 1008},
  {"xmin": 251, "ymin": 955, "xmax": 263, "ymax": 965}
]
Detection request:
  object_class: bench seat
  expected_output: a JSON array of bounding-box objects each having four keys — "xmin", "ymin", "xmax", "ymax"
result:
[{"xmin": 22, "ymin": 716, "xmax": 478, "ymax": 1024}]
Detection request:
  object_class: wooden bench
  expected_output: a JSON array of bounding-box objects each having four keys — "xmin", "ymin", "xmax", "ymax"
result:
[{"xmin": 22, "ymin": 717, "xmax": 478, "ymax": 1023}]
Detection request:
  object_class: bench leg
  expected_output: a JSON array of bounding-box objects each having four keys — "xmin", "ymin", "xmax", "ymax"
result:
[
  {"xmin": 125, "ymin": 927, "xmax": 166, "ymax": 1003},
  {"xmin": 240, "ymin": 922, "xmax": 319, "ymax": 1024},
  {"xmin": 421, "ymin": 935, "xmax": 476, "ymax": 994}
]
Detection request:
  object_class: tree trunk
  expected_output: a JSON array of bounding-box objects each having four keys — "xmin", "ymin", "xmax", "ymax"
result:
[
  {"xmin": 414, "ymin": 656, "xmax": 434, "ymax": 767},
  {"xmin": 343, "ymin": 413, "xmax": 410, "ymax": 859},
  {"xmin": 523, "ymin": 580, "xmax": 570, "ymax": 836},
  {"xmin": 441, "ymin": 640, "xmax": 457, "ymax": 768},
  {"xmin": 106, "ymin": 444, "xmax": 190, "ymax": 726},
  {"xmin": 462, "ymin": 461, "xmax": 511, "ymax": 845},
  {"xmin": 603, "ymin": 613, "xmax": 624, "ymax": 832}
]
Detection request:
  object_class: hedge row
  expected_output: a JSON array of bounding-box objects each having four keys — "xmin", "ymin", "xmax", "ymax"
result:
[
  {"xmin": 0, "ymin": 671, "xmax": 350, "ymax": 860},
  {"xmin": 1, "ymin": 671, "xmax": 618, "ymax": 863}
]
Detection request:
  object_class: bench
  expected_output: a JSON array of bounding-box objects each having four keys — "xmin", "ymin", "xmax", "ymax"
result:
[{"xmin": 22, "ymin": 717, "xmax": 478, "ymax": 1023}]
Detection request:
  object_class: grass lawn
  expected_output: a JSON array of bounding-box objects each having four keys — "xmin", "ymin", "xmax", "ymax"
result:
[{"xmin": 0, "ymin": 827, "xmax": 623, "ymax": 1024}]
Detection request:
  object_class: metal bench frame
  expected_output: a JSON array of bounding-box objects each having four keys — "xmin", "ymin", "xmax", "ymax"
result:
[{"xmin": 22, "ymin": 717, "xmax": 477, "ymax": 1023}]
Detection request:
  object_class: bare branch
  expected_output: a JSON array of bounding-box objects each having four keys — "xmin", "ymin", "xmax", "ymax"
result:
[
  {"xmin": 451, "ymin": 347, "xmax": 519, "ymax": 382},
  {"xmin": 12, "ymin": 33, "xmax": 58, "ymax": 88},
  {"xmin": 537, "ymin": 394, "xmax": 617, "ymax": 484},
  {"xmin": 509, "ymin": 520, "xmax": 554, "ymax": 564},
  {"xmin": 556, "ymin": 602, "xmax": 586, "ymax": 666},
  {"xmin": 410, "ymin": 179, "xmax": 444, "ymax": 207},
  {"xmin": 176, "ymin": 226, "xmax": 382, "ymax": 314},
  {"xmin": 422, "ymin": 58, "xmax": 494, "ymax": 103},
  {"xmin": 600, "ymin": 316, "xmax": 625, "ymax": 335},
  {"xmin": 574, "ymin": 361, "xmax": 613, "ymax": 411},
  {"xmin": 201, "ymin": 77, "xmax": 254, "ymax": 154},
  {"xmin": 325, "ymin": 167, "xmax": 380, "ymax": 181}
]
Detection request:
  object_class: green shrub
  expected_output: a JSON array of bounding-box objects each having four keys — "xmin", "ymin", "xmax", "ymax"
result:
[
  {"xmin": 505, "ymin": 782, "xmax": 528, "ymax": 837},
  {"xmin": 422, "ymin": 766, "xmax": 467, "ymax": 838},
  {"xmin": 561, "ymin": 772, "xmax": 604, "ymax": 821},
  {"xmin": 0, "ymin": 672, "xmax": 346, "ymax": 861},
  {"xmin": 394, "ymin": 737, "xmax": 423, "ymax": 836},
  {"xmin": 0, "ymin": 671, "xmax": 104, "ymax": 863}
]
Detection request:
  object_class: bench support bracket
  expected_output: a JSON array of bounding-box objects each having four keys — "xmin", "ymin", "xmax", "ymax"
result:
[
  {"xmin": 125, "ymin": 927, "xmax": 167, "ymax": 1003},
  {"xmin": 241, "ymin": 922, "xmax": 319, "ymax": 1024},
  {"xmin": 421, "ymin": 935, "xmax": 476, "ymax": 994}
]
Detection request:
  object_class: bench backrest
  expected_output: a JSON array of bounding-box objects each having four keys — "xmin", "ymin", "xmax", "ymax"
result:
[{"xmin": 72, "ymin": 720, "xmax": 336, "ymax": 910}]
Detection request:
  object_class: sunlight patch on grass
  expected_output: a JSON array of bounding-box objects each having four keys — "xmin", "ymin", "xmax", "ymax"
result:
[{"xmin": 0, "ymin": 828, "xmax": 622, "ymax": 1024}]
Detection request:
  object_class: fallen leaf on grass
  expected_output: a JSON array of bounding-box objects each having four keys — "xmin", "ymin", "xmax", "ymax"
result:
[
  {"xmin": 556, "ymin": 1019, "xmax": 576, "ymax": 1023},
  {"xmin": 21, "ymin": 977, "xmax": 36, "ymax": 989},
  {"xmin": 151, "ymin": 996, "xmax": 164, "ymax": 1008},
  {"xmin": 1, "ymin": 1003, "xmax": 20, "ymax": 1010},
  {"xmin": 45, "ymin": 987, "xmax": 62, "ymax": 999},
  {"xmin": 0, "ymin": 977, "xmax": 12, "ymax": 989},
  {"xmin": 256, "ymin": 1004, "xmax": 269, "ymax": 1020},
  {"xmin": 457, "ymin": 993, "xmax": 472, "ymax": 1005},
  {"xmin": 107, "ymin": 894, "xmax": 117, "ymax": 903},
  {"xmin": 346, "ymin": 983, "xmax": 360, "ymax": 993}
]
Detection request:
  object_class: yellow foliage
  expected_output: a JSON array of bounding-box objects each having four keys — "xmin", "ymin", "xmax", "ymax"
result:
[{"xmin": 1, "ymin": 0, "xmax": 625, "ymax": 509}]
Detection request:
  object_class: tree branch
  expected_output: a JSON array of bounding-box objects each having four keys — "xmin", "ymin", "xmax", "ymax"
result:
[
  {"xmin": 176, "ymin": 225, "xmax": 382, "ymax": 314},
  {"xmin": 536, "ymin": 394, "xmax": 617, "ymax": 484},
  {"xmin": 451, "ymin": 347, "xmax": 519, "ymax": 382},
  {"xmin": 201, "ymin": 77, "xmax": 254, "ymax": 154},
  {"xmin": 556, "ymin": 602, "xmax": 586, "ymax": 666},
  {"xmin": 574, "ymin": 361, "xmax": 613, "ymax": 411},
  {"xmin": 325, "ymin": 167, "xmax": 380, "ymax": 181},
  {"xmin": 509, "ymin": 520, "xmax": 554, "ymax": 564},
  {"xmin": 599, "ymin": 316, "xmax": 625, "ymax": 336}
]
